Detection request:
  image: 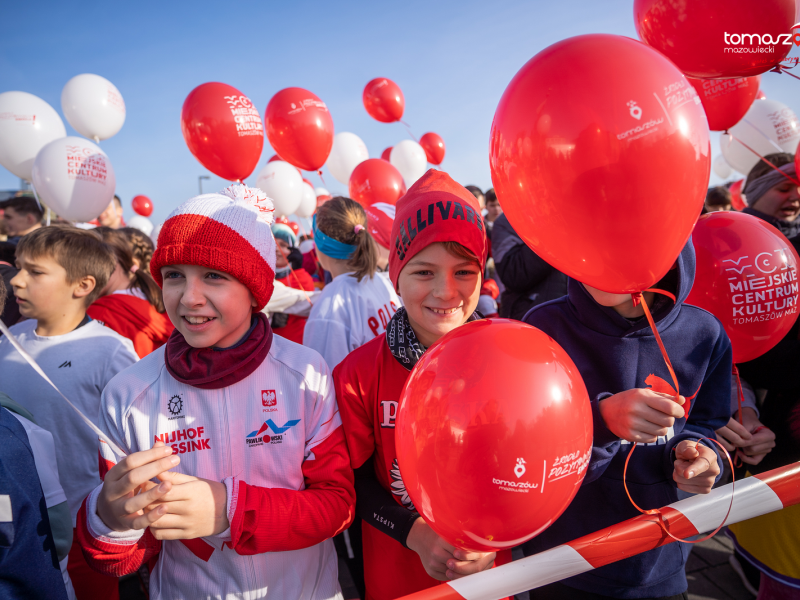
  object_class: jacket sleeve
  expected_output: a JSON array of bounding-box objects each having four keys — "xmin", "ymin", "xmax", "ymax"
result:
[
  {"xmin": 228, "ymin": 365, "xmax": 355, "ymax": 554},
  {"xmin": 493, "ymin": 219, "xmax": 556, "ymax": 293}
]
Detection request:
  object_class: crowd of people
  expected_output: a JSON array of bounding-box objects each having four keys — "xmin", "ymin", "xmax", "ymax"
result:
[{"xmin": 0, "ymin": 157, "xmax": 797, "ymax": 600}]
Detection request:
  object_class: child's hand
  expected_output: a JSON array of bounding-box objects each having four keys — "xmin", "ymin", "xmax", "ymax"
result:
[
  {"xmin": 673, "ymin": 440, "xmax": 719, "ymax": 494},
  {"xmin": 736, "ymin": 408, "xmax": 776, "ymax": 466},
  {"xmin": 715, "ymin": 417, "xmax": 752, "ymax": 453},
  {"xmin": 96, "ymin": 443, "xmax": 179, "ymax": 532},
  {"xmin": 406, "ymin": 518, "xmax": 495, "ymax": 581},
  {"xmin": 599, "ymin": 389, "xmax": 685, "ymax": 443},
  {"xmin": 145, "ymin": 470, "xmax": 229, "ymax": 540}
]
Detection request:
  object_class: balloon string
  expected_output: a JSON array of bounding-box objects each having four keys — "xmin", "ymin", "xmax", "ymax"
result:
[
  {"xmin": 318, "ymin": 171, "xmax": 328, "ymax": 188},
  {"xmin": 772, "ymin": 64, "xmax": 800, "ymax": 80},
  {"xmin": 400, "ymin": 120, "xmax": 418, "ymax": 142},
  {"xmin": 732, "ymin": 364, "xmax": 746, "ymax": 468},
  {"xmin": 275, "ymin": 241, "xmax": 313, "ymax": 304},
  {"xmin": 624, "ymin": 290, "xmax": 733, "ymax": 544},
  {"xmin": 723, "ymin": 130, "xmax": 800, "ymax": 186}
]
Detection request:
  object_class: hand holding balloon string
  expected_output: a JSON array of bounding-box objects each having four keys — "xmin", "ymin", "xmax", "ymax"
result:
[
  {"xmin": 672, "ymin": 440, "xmax": 720, "ymax": 494},
  {"xmin": 716, "ymin": 408, "xmax": 776, "ymax": 466},
  {"xmin": 406, "ymin": 518, "xmax": 496, "ymax": 581},
  {"xmin": 599, "ymin": 389, "xmax": 686, "ymax": 444}
]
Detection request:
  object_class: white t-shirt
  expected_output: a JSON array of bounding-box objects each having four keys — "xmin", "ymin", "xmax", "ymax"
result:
[
  {"xmin": 0, "ymin": 319, "xmax": 139, "ymax": 523},
  {"xmin": 303, "ymin": 272, "xmax": 401, "ymax": 369}
]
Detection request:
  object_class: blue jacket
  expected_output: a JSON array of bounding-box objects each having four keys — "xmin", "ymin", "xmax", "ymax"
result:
[{"xmin": 521, "ymin": 241, "xmax": 732, "ymax": 599}]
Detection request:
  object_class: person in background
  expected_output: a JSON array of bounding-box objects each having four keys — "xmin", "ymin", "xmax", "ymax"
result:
[
  {"xmin": 483, "ymin": 188, "xmax": 503, "ymax": 238},
  {"xmin": 119, "ymin": 227, "xmax": 155, "ymax": 273},
  {"xmin": 703, "ymin": 186, "xmax": 732, "ymax": 213},
  {"xmin": 741, "ymin": 153, "xmax": 800, "ymax": 238},
  {"xmin": 464, "ymin": 185, "xmax": 485, "ymax": 211},
  {"xmin": 270, "ymin": 222, "xmax": 315, "ymax": 344},
  {"xmin": 492, "ymin": 212, "xmax": 567, "ymax": 320},
  {"xmin": 96, "ymin": 196, "xmax": 124, "ymax": 230},
  {"xmin": 0, "ymin": 196, "xmax": 43, "ymax": 244},
  {"xmin": 86, "ymin": 228, "xmax": 173, "ymax": 358}
]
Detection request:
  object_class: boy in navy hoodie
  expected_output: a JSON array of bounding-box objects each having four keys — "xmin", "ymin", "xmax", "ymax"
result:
[{"xmin": 523, "ymin": 242, "xmax": 731, "ymax": 600}]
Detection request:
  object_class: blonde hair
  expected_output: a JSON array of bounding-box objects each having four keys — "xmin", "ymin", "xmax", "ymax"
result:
[{"xmin": 315, "ymin": 197, "xmax": 378, "ymax": 282}]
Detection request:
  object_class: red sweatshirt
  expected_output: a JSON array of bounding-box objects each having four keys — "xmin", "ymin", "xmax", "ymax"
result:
[
  {"xmin": 87, "ymin": 293, "xmax": 174, "ymax": 358},
  {"xmin": 274, "ymin": 268, "xmax": 315, "ymax": 344}
]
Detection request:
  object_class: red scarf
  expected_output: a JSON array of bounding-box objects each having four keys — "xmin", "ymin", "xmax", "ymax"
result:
[{"xmin": 164, "ymin": 313, "xmax": 272, "ymax": 389}]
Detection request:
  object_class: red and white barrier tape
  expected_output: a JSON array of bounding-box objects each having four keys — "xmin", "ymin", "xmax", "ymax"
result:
[{"xmin": 398, "ymin": 462, "xmax": 800, "ymax": 600}]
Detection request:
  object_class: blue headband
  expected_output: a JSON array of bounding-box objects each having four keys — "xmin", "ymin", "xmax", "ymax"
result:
[{"xmin": 312, "ymin": 214, "xmax": 357, "ymax": 260}]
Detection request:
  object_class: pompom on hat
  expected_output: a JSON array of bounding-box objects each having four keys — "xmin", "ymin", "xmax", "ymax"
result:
[
  {"xmin": 389, "ymin": 169, "xmax": 488, "ymax": 289},
  {"xmin": 151, "ymin": 184, "xmax": 277, "ymax": 310}
]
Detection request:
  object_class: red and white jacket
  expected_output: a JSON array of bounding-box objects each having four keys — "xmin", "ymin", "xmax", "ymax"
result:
[{"xmin": 76, "ymin": 335, "xmax": 355, "ymax": 599}]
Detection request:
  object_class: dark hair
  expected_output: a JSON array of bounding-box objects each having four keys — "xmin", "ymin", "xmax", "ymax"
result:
[
  {"xmin": 464, "ymin": 185, "xmax": 483, "ymax": 198},
  {"xmin": 112, "ymin": 195, "xmax": 122, "ymax": 207},
  {"xmin": 96, "ymin": 227, "xmax": 164, "ymax": 312},
  {"xmin": 745, "ymin": 153, "xmax": 794, "ymax": 183},
  {"xmin": 484, "ymin": 188, "xmax": 498, "ymax": 205},
  {"xmin": 705, "ymin": 186, "xmax": 732, "ymax": 207},
  {"xmin": 119, "ymin": 227, "xmax": 155, "ymax": 274},
  {"xmin": 1, "ymin": 195, "xmax": 43, "ymax": 220},
  {"xmin": 16, "ymin": 225, "xmax": 115, "ymax": 305},
  {"xmin": 0, "ymin": 277, "xmax": 6, "ymax": 312},
  {"xmin": 315, "ymin": 196, "xmax": 378, "ymax": 282}
]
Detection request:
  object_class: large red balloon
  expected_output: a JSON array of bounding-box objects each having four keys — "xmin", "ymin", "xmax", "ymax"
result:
[
  {"xmin": 635, "ymin": 0, "xmax": 796, "ymax": 78},
  {"xmin": 688, "ymin": 76, "xmax": 760, "ymax": 131},
  {"xmin": 265, "ymin": 88, "xmax": 334, "ymax": 172},
  {"xmin": 490, "ymin": 34, "xmax": 710, "ymax": 294},
  {"xmin": 396, "ymin": 319, "xmax": 593, "ymax": 552},
  {"xmin": 131, "ymin": 195, "xmax": 153, "ymax": 217},
  {"xmin": 348, "ymin": 158, "xmax": 407, "ymax": 208},
  {"xmin": 420, "ymin": 132, "xmax": 446, "ymax": 165},
  {"xmin": 181, "ymin": 82, "xmax": 264, "ymax": 181},
  {"xmin": 687, "ymin": 212, "xmax": 800, "ymax": 363},
  {"xmin": 363, "ymin": 78, "xmax": 405, "ymax": 123},
  {"xmin": 730, "ymin": 179, "xmax": 746, "ymax": 211}
]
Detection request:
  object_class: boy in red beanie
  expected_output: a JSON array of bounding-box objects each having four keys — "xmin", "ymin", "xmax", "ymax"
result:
[
  {"xmin": 76, "ymin": 184, "xmax": 355, "ymax": 599},
  {"xmin": 334, "ymin": 170, "xmax": 510, "ymax": 600}
]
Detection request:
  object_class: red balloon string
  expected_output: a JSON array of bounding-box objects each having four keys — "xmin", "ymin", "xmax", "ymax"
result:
[
  {"xmin": 732, "ymin": 364, "xmax": 747, "ymax": 468},
  {"xmin": 771, "ymin": 64, "xmax": 800, "ymax": 81},
  {"xmin": 317, "ymin": 171, "xmax": 328, "ymax": 188},
  {"xmin": 275, "ymin": 242, "xmax": 313, "ymax": 304},
  {"xmin": 624, "ymin": 290, "xmax": 735, "ymax": 544},
  {"xmin": 723, "ymin": 130, "xmax": 800, "ymax": 186},
  {"xmin": 400, "ymin": 120, "xmax": 418, "ymax": 142}
]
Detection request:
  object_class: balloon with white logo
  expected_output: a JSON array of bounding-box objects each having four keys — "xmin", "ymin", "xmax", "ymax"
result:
[
  {"xmin": 61, "ymin": 74, "xmax": 126, "ymax": 142},
  {"xmin": 720, "ymin": 99, "xmax": 800, "ymax": 175},
  {"xmin": 127, "ymin": 215, "xmax": 154, "ymax": 237},
  {"xmin": 31, "ymin": 136, "xmax": 116, "ymax": 222},
  {"xmin": 713, "ymin": 155, "xmax": 734, "ymax": 179},
  {"xmin": 390, "ymin": 140, "xmax": 428, "ymax": 187},
  {"xmin": 315, "ymin": 186, "xmax": 329, "ymax": 197},
  {"xmin": 0, "ymin": 92, "xmax": 67, "ymax": 181},
  {"xmin": 326, "ymin": 132, "xmax": 369, "ymax": 185},
  {"xmin": 255, "ymin": 160, "xmax": 303, "ymax": 217},
  {"xmin": 296, "ymin": 181, "xmax": 317, "ymax": 218}
]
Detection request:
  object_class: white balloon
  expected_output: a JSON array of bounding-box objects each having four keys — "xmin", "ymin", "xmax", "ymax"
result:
[
  {"xmin": 712, "ymin": 155, "xmax": 733, "ymax": 179},
  {"xmin": 127, "ymin": 215, "xmax": 154, "ymax": 237},
  {"xmin": 31, "ymin": 136, "xmax": 116, "ymax": 222},
  {"xmin": 326, "ymin": 132, "xmax": 368, "ymax": 185},
  {"xmin": 390, "ymin": 140, "xmax": 428, "ymax": 187},
  {"xmin": 61, "ymin": 74, "xmax": 126, "ymax": 142},
  {"xmin": 315, "ymin": 187, "xmax": 329, "ymax": 197},
  {"xmin": 296, "ymin": 182, "xmax": 317, "ymax": 218},
  {"xmin": 255, "ymin": 161, "xmax": 303, "ymax": 217},
  {"xmin": 720, "ymin": 99, "xmax": 800, "ymax": 175},
  {"xmin": 0, "ymin": 92, "xmax": 67, "ymax": 180}
]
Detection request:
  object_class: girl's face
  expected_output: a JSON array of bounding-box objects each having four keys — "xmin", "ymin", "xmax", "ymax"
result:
[
  {"xmin": 161, "ymin": 264, "xmax": 256, "ymax": 348},
  {"xmin": 753, "ymin": 179, "xmax": 800, "ymax": 221},
  {"xmin": 275, "ymin": 239, "xmax": 290, "ymax": 269},
  {"xmin": 397, "ymin": 243, "xmax": 482, "ymax": 348}
]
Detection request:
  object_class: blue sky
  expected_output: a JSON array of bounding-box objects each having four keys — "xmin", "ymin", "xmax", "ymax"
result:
[{"xmin": 2, "ymin": 1, "xmax": 800, "ymax": 226}]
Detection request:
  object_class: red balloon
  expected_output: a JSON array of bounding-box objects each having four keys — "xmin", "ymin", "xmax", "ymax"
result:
[
  {"xmin": 363, "ymin": 78, "xmax": 405, "ymax": 123},
  {"xmin": 490, "ymin": 34, "xmax": 711, "ymax": 294},
  {"xmin": 420, "ymin": 132, "xmax": 446, "ymax": 165},
  {"xmin": 396, "ymin": 319, "xmax": 593, "ymax": 551},
  {"xmin": 635, "ymin": 0, "xmax": 795, "ymax": 78},
  {"xmin": 364, "ymin": 202, "xmax": 395, "ymax": 249},
  {"xmin": 687, "ymin": 212, "xmax": 800, "ymax": 363},
  {"xmin": 268, "ymin": 154, "xmax": 283, "ymax": 163},
  {"xmin": 687, "ymin": 76, "xmax": 760, "ymax": 131},
  {"xmin": 348, "ymin": 158, "xmax": 407, "ymax": 208},
  {"xmin": 288, "ymin": 221, "xmax": 300, "ymax": 236},
  {"xmin": 265, "ymin": 88, "xmax": 334, "ymax": 172},
  {"xmin": 316, "ymin": 194, "xmax": 332, "ymax": 208},
  {"xmin": 181, "ymin": 82, "xmax": 264, "ymax": 181},
  {"xmin": 275, "ymin": 215, "xmax": 290, "ymax": 226},
  {"xmin": 730, "ymin": 179, "xmax": 746, "ymax": 210},
  {"xmin": 380, "ymin": 146, "xmax": 393, "ymax": 162},
  {"xmin": 756, "ymin": 90, "xmax": 767, "ymax": 100},
  {"xmin": 131, "ymin": 195, "xmax": 153, "ymax": 217}
]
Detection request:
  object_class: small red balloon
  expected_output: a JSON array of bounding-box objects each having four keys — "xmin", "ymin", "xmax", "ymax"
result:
[
  {"xmin": 131, "ymin": 195, "xmax": 153, "ymax": 217},
  {"xmin": 490, "ymin": 34, "xmax": 710, "ymax": 294},
  {"xmin": 266, "ymin": 88, "xmax": 334, "ymax": 172},
  {"xmin": 687, "ymin": 212, "xmax": 800, "ymax": 363},
  {"xmin": 756, "ymin": 90, "xmax": 767, "ymax": 100},
  {"xmin": 348, "ymin": 158, "xmax": 407, "ymax": 208},
  {"xmin": 181, "ymin": 82, "xmax": 264, "ymax": 181},
  {"xmin": 275, "ymin": 215, "xmax": 290, "ymax": 226},
  {"xmin": 396, "ymin": 319, "xmax": 593, "ymax": 551},
  {"xmin": 381, "ymin": 146, "xmax": 393, "ymax": 162},
  {"xmin": 419, "ymin": 132, "xmax": 446, "ymax": 165},
  {"xmin": 635, "ymin": 0, "xmax": 795, "ymax": 78},
  {"xmin": 730, "ymin": 179, "xmax": 746, "ymax": 210},
  {"xmin": 288, "ymin": 221, "xmax": 300, "ymax": 236},
  {"xmin": 687, "ymin": 76, "xmax": 760, "ymax": 131},
  {"xmin": 316, "ymin": 194, "xmax": 333, "ymax": 208},
  {"xmin": 363, "ymin": 78, "xmax": 405, "ymax": 123},
  {"xmin": 268, "ymin": 154, "xmax": 283, "ymax": 163}
]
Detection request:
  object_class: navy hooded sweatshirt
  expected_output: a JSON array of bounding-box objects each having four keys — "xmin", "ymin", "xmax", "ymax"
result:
[{"xmin": 521, "ymin": 241, "xmax": 732, "ymax": 599}]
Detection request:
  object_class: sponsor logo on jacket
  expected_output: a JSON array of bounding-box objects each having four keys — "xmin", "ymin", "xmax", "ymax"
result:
[
  {"xmin": 262, "ymin": 390, "xmax": 278, "ymax": 413},
  {"xmin": 246, "ymin": 419, "xmax": 301, "ymax": 447},
  {"xmin": 154, "ymin": 427, "xmax": 210, "ymax": 454}
]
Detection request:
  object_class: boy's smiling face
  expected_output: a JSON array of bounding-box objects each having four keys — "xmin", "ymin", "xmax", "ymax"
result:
[{"xmin": 161, "ymin": 264, "xmax": 257, "ymax": 348}]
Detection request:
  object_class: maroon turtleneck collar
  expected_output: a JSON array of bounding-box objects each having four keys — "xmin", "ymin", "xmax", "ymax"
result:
[{"xmin": 164, "ymin": 312, "xmax": 272, "ymax": 389}]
